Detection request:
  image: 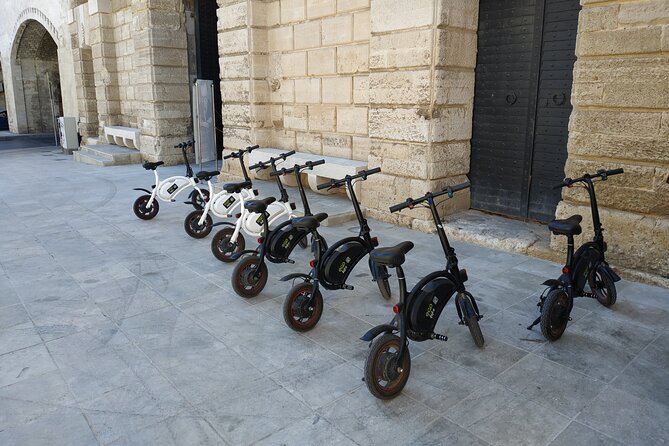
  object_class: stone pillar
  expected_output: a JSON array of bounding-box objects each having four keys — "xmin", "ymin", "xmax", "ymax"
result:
[
  {"xmin": 88, "ymin": 0, "xmax": 120, "ymax": 135},
  {"xmin": 218, "ymin": 0, "xmax": 271, "ymax": 179},
  {"xmin": 558, "ymin": 0, "xmax": 669, "ymax": 277},
  {"xmin": 131, "ymin": 0, "xmax": 192, "ymax": 163},
  {"xmin": 72, "ymin": 46, "xmax": 99, "ymax": 139},
  {"xmin": 363, "ymin": 0, "xmax": 478, "ymax": 231}
]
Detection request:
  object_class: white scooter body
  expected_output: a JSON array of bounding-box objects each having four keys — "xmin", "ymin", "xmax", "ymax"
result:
[
  {"xmin": 196, "ymin": 180, "xmax": 255, "ymax": 226},
  {"xmin": 229, "ymin": 194, "xmax": 296, "ymax": 242},
  {"xmin": 147, "ymin": 170, "xmax": 206, "ymax": 206}
]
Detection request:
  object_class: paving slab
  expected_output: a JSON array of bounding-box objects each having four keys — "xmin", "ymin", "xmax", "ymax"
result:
[{"xmin": 0, "ymin": 143, "xmax": 667, "ymax": 445}]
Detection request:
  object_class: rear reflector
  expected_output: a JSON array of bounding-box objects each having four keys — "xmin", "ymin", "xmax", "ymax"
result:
[
  {"xmin": 309, "ymin": 259, "xmax": 316, "ymax": 268},
  {"xmin": 257, "ymin": 237, "xmax": 264, "ymax": 244},
  {"xmin": 235, "ymin": 213, "xmax": 241, "ymax": 218},
  {"xmin": 562, "ymin": 266, "xmax": 569, "ymax": 274},
  {"xmin": 392, "ymin": 304, "xmax": 400, "ymax": 314}
]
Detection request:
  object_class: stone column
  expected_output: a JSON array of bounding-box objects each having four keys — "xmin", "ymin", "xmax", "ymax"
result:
[
  {"xmin": 131, "ymin": 0, "xmax": 191, "ymax": 163},
  {"xmin": 558, "ymin": 0, "xmax": 669, "ymax": 277},
  {"xmin": 218, "ymin": 0, "xmax": 272, "ymax": 179},
  {"xmin": 363, "ymin": 0, "xmax": 478, "ymax": 231}
]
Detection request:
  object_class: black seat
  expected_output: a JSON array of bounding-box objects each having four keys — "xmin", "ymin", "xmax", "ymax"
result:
[
  {"xmin": 370, "ymin": 241, "xmax": 414, "ymax": 268},
  {"xmin": 548, "ymin": 215, "xmax": 583, "ymax": 237},
  {"xmin": 291, "ymin": 213, "xmax": 329, "ymax": 231},
  {"xmin": 142, "ymin": 161, "xmax": 164, "ymax": 170},
  {"xmin": 222, "ymin": 180, "xmax": 253, "ymax": 194},
  {"xmin": 244, "ymin": 197, "xmax": 276, "ymax": 214},
  {"xmin": 196, "ymin": 170, "xmax": 220, "ymax": 181}
]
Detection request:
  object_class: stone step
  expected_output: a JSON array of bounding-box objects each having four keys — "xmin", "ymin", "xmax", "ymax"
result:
[
  {"xmin": 73, "ymin": 150, "xmax": 115, "ymax": 167},
  {"xmin": 75, "ymin": 144, "xmax": 142, "ymax": 166}
]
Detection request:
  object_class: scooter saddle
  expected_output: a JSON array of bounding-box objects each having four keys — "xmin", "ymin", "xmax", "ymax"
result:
[
  {"xmin": 142, "ymin": 161, "xmax": 164, "ymax": 170},
  {"xmin": 244, "ymin": 197, "xmax": 276, "ymax": 214},
  {"xmin": 291, "ymin": 213, "xmax": 329, "ymax": 231},
  {"xmin": 548, "ymin": 215, "xmax": 583, "ymax": 237},
  {"xmin": 196, "ymin": 170, "xmax": 220, "ymax": 181},
  {"xmin": 369, "ymin": 241, "xmax": 414, "ymax": 268},
  {"xmin": 222, "ymin": 180, "xmax": 253, "ymax": 194}
]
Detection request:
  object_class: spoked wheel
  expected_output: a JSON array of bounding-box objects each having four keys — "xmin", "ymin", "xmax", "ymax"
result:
[
  {"xmin": 540, "ymin": 288, "xmax": 571, "ymax": 341},
  {"xmin": 364, "ymin": 334, "xmax": 410, "ymax": 400},
  {"xmin": 460, "ymin": 293, "xmax": 484, "ymax": 348},
  {"xmin": 231, "ymin": 255, "xmax": 268, "ymax": 298},
  {"xmin": 184, "ymin": 210, "xmax": 213, "ymax": 239},
  {"xmin": 589, "ymin": 266, "xmax": 617, "ymax": 307},
  {"xmin": 211, "ymin": 227, "xmax": 245, "ymax": 262},
  {"xmin": 376, "ymin": 265, "xmax": 392, "ymax": 300},
  {"xmin": 133, "ymin": 195, "xmax": 159, "ymax": 220},
  {"xmin": 191, "ymin": 189, "xmax": 210, "ymax": 210},
  {"xmin": 282, "ymin": 282, "xmax": 323, "ymax": 331}
]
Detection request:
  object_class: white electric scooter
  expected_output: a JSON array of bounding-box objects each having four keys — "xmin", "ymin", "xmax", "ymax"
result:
[
  {"xmin": 210, "ymin": 151, "xmax": 315, "ymax": 261},
  {"xmin": 183, "ymin": 145, "xmax": 260, "ymax": 238},
  {"xmin": 133, "ymin": 141, "xmax": 210, "ymax": 220}
]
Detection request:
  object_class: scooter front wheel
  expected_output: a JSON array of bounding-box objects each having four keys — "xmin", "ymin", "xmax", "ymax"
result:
[
  {"xmin": 133, "ymin": 195, "xmax": 159, "ymax": 220},
  {"xmin": 283, "ymin": 282, "xmax": 323, "ymax": 331},
  {"xmin": 231, "ymin": 255, "xmax": 268, "ymax": 298},
  {"xmin": 364, "ymin": 333, "xmax": 411, "ymax": 400},
  {"xmin": 211, "ymin": 227, "xmax": 245, "ymax": 262},
  {"xmin": 540, "ymin": 288, "xmax": 570, "ymax": 341},
  {"xmin": 377, "ymin": 265, "xmax": 392, "ymax": 300},
  {"xmin": 191, "ymin": 189, "xmax": 210, "ymax": 210},
  {"xmin": 184, "ymin": 210, "xmax": 213, "ymax": 239},
  {"xmin": 589, "ymin": 266, "xmax": 617, "ymax": 307},
  {"xmin": 461, "ymin": 293, "xmax": 484, "ymax": 348}
]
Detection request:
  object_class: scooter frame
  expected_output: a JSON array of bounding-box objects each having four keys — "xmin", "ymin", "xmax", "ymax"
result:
[{"xmin": 528, "ymin": 168, "xmax": 624, "ymax": 340}]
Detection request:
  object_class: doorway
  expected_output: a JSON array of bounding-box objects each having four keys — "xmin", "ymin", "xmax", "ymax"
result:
[{"xmin": 470, "ymin": 0, "xmax": 580, "ymax": 222}]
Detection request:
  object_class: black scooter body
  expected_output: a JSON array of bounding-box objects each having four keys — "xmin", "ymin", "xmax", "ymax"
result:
[
  {"xmin": 406, "ymin": 272, "xmax": 458, "ymax": 340},
  {"xmin": 266, "ymin": 220, "xmax": 311, "ymax": 263},
  {"xmin": 320, "ymin": 237, "xmax": 369, "ymax": 289}
]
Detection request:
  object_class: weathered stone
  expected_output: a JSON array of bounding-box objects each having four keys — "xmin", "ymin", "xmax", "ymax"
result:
[
  {"xmin": 618, "ymin": 0, "xmax": 669, "ymax": 26},
  {"xmin": 567, "ymin": 131, "xmax": 669, "ymax": 164},
  {"xmin": 434, "ymin": 70, "xmax": 475, "ymax": 106},
  {"xmin": 353, "ymin": 75, "xmax": 369, "ymax": 103},
  {"xmin": 281, "ymin": 0, "xmax": 305, "ymax": 23},
  {"xmin": 307, "ymin": 0, "xmax": 335, "ymax": 19},
  {"xmin": 369, "ymin": 29, "xmax": 432, "ymax": 69},
  {"xmin": 218, "ymin": 2, "xmax": 247, "ymax": 30},
  {"xmin": 268, "ymin": 26, "xmax": 293, "ymax": 52},
  {"xmin": 296, "ymin": 131, "xmax": 322, "ymax": 154},
  {"xmin": 283, "ymin": 104, "xmax": 308, "ymax": 131},
  {"xmin": 322, "ymin": 76, "xmax": 352, "ymax": 104},
  {"xmin": 577, "ymin": 27, "xmax": 663, "ymax": 57},
  {"xmin": 336, "ymin": 106, "xmax": 367, "ymax": 134},
  {"xmin": 322, "ymin": 133, "xmax": 352, "ymax": 157},
  {"xmin": 308, "ymin": 104, "xmax": 336, "ymax": 131},
  {"xmin": 369, "ymin": 70, "xmax": 431, "ymax": 105},
  {"xmin": 370, "ymin": 0, "xmax": 433, "ymax": 33},
  {"xmin": 294, "ymin": 21, "xmax": 321, "ymax": 49},
  {"xmin": 436, "ymin": 28, "xmax": 477, "ymax": 68},
  {"xmin": 437, "ymin": 0, "xmax": 478, "ymax": 30},
  {"xmin": 308, "ymin": 48, "xmax": 336, "ymax": 75},
  {"xmin": 322, "ymin": 15, "xmax": 353, "ymax": 46},
  {"xmin": 570, "ymin": 109, "xmax": 662, "ymax": 137},
  {"xmin": 337, "ymin": 0, "xmax": 369, "ymax": 13},
  {"xmin": 352, "ymin": 135, "xmax": 370, "ymax": 160},
  {"xmin": 281, "ymin": 51, "xmax": 307, "ymax": 77},
  {"xmin": 294, "ymin": 78, "xmax": 321, "ymax": 103},
  {"xmin": 369, "ymin": 108, "xmax": 429, "ymax": 143},
  {"xmin": 336, "ymin": 43, "xmax": 368, "ymax": 73},
  {"xmin": 577, "ymin": 5, "xmax": 619, "ymax": 32},
  {"xmin": 353, "ymin": 10, "xmax": 370, "ymax": 41},
  {"xmin": 430, "ymin": 105, "xmax": 473, "ymax": 142}
]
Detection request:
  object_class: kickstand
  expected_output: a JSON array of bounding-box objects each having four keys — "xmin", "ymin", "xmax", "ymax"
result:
[{"xmin": 527, "ymin": 316, "xmax": 541, "ymax": 331}]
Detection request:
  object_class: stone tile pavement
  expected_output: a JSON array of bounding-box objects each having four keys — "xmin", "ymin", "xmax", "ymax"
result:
[{"xmin": 0, "ymin": 144, "xmax": 667, "ymax": 445}]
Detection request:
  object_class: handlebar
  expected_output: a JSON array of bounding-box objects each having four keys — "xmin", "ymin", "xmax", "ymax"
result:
[
  {"xmin": 554, "ymin": 168, "xmax": 624, "ymax": 189},
  {"xmin": 174, "ymin": 140, "xmax": 195, "ymax": 149},
  {"xmin": 316, "ymin": 167, "xmax": 382, "ymax": 190},
  {"xmin": 248, "ymin": 150, "xmax": 296, "ymax": 171},
  {"xmin": 223, "ymin": 144, "xmax": 260, "ymax": 160},
  {"xmin": 270, "ymin": 159, "xmax": 326, "ymax": 177},
  {"xmin": 389, "ymin": 181, "xmax": 471, "ymax": 213}
]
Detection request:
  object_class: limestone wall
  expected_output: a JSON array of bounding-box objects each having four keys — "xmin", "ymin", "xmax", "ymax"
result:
[{"xmin": 557, "ymin": 0, "xmax": 669, "ymax": 277}]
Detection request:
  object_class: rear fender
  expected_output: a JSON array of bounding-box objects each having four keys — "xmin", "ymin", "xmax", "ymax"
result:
[
  {"xmin": 542, "ymin": 279, "xmax": 563, "ymax": 288},
  {"xmin": 360, "ymin": 324, "xmax": 396, "ymax": 342},
  {"xmin": 280, "ymin": 273, "xmax": 311, "ymax": 282},
  {"xmin": 229, "ymin": 249, "xmax": 257, "ymax": 261},
  {"xmin": 601, "ymin": 263, "xmax": 621, "ymax": 283},
  {"xmin": 133, "ymin": 187, "xmax": 152, "ymax": 194},
  {"xmin": 212, "ymin": 221, "xmax": 235, "ymax": 228}
]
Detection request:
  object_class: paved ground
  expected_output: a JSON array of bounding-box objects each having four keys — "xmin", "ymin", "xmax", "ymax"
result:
[{"xmin": 0, "ymin": 142, "xmax": 668, "ymax": 446}]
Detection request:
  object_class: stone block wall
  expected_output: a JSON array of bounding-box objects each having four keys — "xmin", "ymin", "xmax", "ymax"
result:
[{"xmin": 557, "ymin": 0, "xmax": 669, "ymax": 277}]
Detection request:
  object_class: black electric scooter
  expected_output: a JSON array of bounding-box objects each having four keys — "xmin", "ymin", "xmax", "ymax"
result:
[
  {"xmin": 279, "ymin": 167, "xmax": 393, "ymax": 332},
  {"xmin": 210, "ymin": 150, "xmax": 307, "ymax": 262},
  {"xmin": 133, "ymin": 141, "xmax": 210, "ymax": 219},
  {"xmin": 228, "ymin": 160, "xmax": 328, "ymax": 298},
  {"xmin": 183, "ymin": 145, "xmax": 258, "ymax": 238},
  {"xmin": 528, "ymin": 168, "xmax": 624, "ymax": 341},
  {"xmin": 361, "ymin": 181, "xmax": 484, "ymax": 399}
]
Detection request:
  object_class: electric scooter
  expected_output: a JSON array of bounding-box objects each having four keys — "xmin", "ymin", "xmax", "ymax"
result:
[
  {"xmin": 183, "ymin": 145, "xmax": 259, "ymax": 238},
  {"xmin": 211, "ymin": 150, "xmax": 308, "ymax": 263},
  {"xmin": 133, "ymin": 141, "xmax": 210, "ymax": 220},
  {"xmin": 229, "ymin": 160, "xmax": 328, "ymax": 297},
  {"xmin": 528, "ymin": 168, "xmax": 624, "ymax": 341},
  {"xmin": 279, "ymin": 168, "xmax": 393, "ymax": 332},
  {"xmin": 360, "ymin": 181, "xmax": 483, "ymax": 399}
]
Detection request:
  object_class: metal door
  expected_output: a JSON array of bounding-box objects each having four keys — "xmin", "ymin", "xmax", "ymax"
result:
[{"xmin": 470, "ymin": 0, "xmax": 580, "ymax": 222}]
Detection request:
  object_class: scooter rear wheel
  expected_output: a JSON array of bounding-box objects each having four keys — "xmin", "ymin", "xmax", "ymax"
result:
[
  {"xmin": 283, "ymin": 283, "xmax": 323, "ymax": 331},
  {"xmin": 191, "ymin": 189, "xmax": 210, "ymax": 210},
  {"xmin": 364, "ymin": 333, "xmax": 411, "ymax": 400},
  {"xmin": 231, "ymin": 255, "xmax": 268, "ymax": 298},
  {"xmin": 540, "ymin": 288, "xmax": 570, "ymax": 341},
  {"xmin": 589, "ymin": 266, "xmax": 617, "ymax": 307},
  {"xmin": 211, "ymin": 227, "xmax": 245, "ymax": 262},
  {"xmin": 133, "ymin": 195, "xmax": 159, "ymax": 220},
  {"xmin": 184, "ymin": 210, "xmax": 213, "ymax": 239}
]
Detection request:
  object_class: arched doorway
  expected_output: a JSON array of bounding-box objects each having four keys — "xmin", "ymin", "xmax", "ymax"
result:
[{"xmin": 11, "ymin": 19, "xmax": 62, "ymax": 134}]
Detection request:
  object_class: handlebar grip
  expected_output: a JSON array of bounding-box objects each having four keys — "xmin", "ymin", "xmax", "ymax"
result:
[
  {"xmin": 270, "ymin": 167, "xmax": 291, "ymax": 177},
  {"xmin": 317, "ymin": 179, "xmax": 335, "ymax": 190},
  {"xmin": 223, "ymin": 152, "xmax": 235, "ymax": 160},
  {"xmin": 246, "ymin": 145, "xmax": 260, "ymax": 152},
  {"xmin": 389, "ymin": 199, "xmax": 412, "ymax": 213},
  {"xmin": 450, "ymin": 181, "xmax": 470, "ymax": 193},
  {"xmin": 606, "ymin": 168, "xmax": 624, "ymax": 176},
  {"xmin": 249, "ymin": 161, "xmax": 265, "ymax": 170},
  {"xmin": 307, "ymin": 159, "xmax": 326, "ymax": 168},
  {"xmin": 281, "ymin": 150, "xmax": 296, "ymax": 159},
  {"xmin": 363, "ymin": 167, "xmax": 381, "ymax": 176}
]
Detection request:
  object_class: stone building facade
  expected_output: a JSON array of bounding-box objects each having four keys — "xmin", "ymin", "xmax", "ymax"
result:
[{"xmin": 0, "ymin": 0, "xmax": 667, "ymax": 279}]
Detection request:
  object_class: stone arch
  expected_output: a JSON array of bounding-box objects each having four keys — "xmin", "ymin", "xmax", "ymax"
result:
[{"xmin": 9, "ymin": 16, "xmax": 63, "ymax": 133}]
